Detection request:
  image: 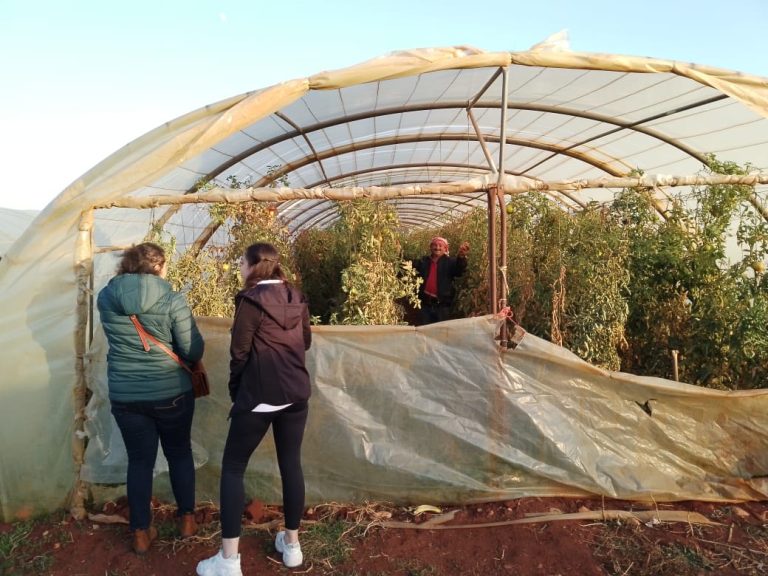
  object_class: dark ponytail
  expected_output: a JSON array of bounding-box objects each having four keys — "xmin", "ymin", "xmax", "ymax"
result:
[{"xmin": 242, "ymin": 242, "xmax": 287, "ymax": 288}]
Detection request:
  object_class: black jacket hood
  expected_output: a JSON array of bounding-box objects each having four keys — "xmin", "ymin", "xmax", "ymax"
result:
[
  {"xmin": 237, "ymin": 282, "xmax": 303, "ymax": 330},
  {"xmin": 229, "ymin": 280, "xmax": 312, "ymax": 414}
]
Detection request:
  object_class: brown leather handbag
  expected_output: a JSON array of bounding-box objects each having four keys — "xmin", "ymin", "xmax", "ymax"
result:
[{"xmin": 129, "ymin": 315, "xmax": 210, "ymax": 398}]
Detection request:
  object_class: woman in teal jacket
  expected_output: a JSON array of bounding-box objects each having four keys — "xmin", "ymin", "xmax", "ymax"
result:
[{"xmin": 97, "ymin": 242, "xmax": 204, "ymax": 554}]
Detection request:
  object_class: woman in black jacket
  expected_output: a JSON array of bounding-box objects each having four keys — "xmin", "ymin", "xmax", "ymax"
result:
[{"xmin": 198, "ymin": 242, "xmax": 312, "ymax": 576}]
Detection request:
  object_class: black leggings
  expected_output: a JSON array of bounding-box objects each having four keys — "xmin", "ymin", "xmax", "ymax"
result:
[{"xmin": 219, "ymin": 401, "xmax": 308, "ymax": 538}]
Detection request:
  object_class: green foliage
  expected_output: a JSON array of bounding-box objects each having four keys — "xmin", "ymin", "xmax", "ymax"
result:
[
  {"xmin": 148, "ymin": 170, "xmax": 297, "ymax": 317},
  {"xmin": 406, "ymin": 197, "xmax": 629, "ymax": 370},
  {"xmin": 331, "ymin": 199, "xmax": 421, "ymax": 325},
  {"xmin": 295, "ymin": 199, "xmax": 423, "ymax": 325},
  {"xmin": 145, "ymin": 225, "xmax": 238, "ymax": 317},
  {"xmin": 501, "ymin": 195, "xmax": 629, "ymax": 370},
  {"xmin": 206, "ymin": 172, "xmax": 297, "ymax": 284},
  {"xmin": 0, "ymin": 520, "xmax": 32, "ymax": 562},
  {"xmin": 167, "ymin": 248, "xmax": 239, "ymax": 317},
  {"xmin": 293, "ymin": 226, "xmax": 347, "ymax": 323},
  {"xmin": 145, "ymin": 156, "xmax": 768, "ymax": 387},
  {"xmin": 558, "ymin": 206, "xmax": 629, "ymax": 370},
  {"xmin": 403, "ymin": 207, "xmax": 491, "ymax": 319},
  {"xmin": 611, "ymin": 156, "xmax": 768, "ymax": 388},
  {"xmin": 0, "ymin": 513, "xmax": 72, "ymax": 574}
]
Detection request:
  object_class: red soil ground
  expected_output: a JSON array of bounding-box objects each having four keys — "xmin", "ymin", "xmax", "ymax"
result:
[{"xmin": 3, "ymin": 496, "xmax": 768, "ymax": 575}]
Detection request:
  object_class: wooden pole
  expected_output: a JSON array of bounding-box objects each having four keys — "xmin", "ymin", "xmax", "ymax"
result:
[
  {"xmin": 671, "ymin": 350, "xmax": 679, "ymax": 382},
  {"xmin": 71, "ymin": 209, "xmax": 94, "ymax": 520},
  {"xmin": 91, "ymin": 172, "xmax": 768, "ymax": 210},
  {"xmin": 517, "ymin": 173, "xmax": 768, "ymax": 194}
]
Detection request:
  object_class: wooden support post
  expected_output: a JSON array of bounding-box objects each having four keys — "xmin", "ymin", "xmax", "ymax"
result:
[
  {"xmin": 671, "ymin": 350, "xmax": 679, "ymax": 382},
  {"xmin": 71, "ymin": 209, "xmax": 94, "ymax": 520}
]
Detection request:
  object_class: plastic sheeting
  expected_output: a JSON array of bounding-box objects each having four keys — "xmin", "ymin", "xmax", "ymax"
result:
[
  {"xmin": 82, "ymin": 316, "xmax": 768, "ymax": 506},
  {"xmin": 0, "ymin": 208, "xmax": 38, "ymax": 256}
]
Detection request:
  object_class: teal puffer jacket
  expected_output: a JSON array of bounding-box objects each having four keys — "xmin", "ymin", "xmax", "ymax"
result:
[{"xmin": 97, "ymin": 273, "xmax": 205, "ymax": 402}]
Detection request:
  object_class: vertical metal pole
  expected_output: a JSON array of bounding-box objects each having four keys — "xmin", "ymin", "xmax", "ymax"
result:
[
  {"xmin": 487, "ymin": 189, "xmax": 498, "ymax": 314},
  {"xmin": 489, "ymin": 67, "xmax": 511, "ymax": 486},
  {"xmin": 497, "ymin": 189, "xmax": 508, "ymax": 306},
  {"xmin": 497, "ymin": 188, "xmax": 508, "ymax": 345},
  {"xmin": 494, "ymin": 67, "xmax": 510, "ymax": 319},
  {"xmin": 497, "ymin": 67, "xmax": 509, "ymax": 187},
  {"xmin": 486, "ymin": 67, "xmax": 511, "ymax": 316}
]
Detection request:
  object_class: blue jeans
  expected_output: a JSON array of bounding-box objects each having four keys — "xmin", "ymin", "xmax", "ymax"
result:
[{"xmin": 111, "ymin": 390, "xmax": 195, "ymax": 530}]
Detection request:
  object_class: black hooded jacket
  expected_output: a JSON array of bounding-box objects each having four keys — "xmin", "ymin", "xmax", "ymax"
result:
[{"xmin": 228, "ymin": 281, "xmax": 312, "ymax": 415}]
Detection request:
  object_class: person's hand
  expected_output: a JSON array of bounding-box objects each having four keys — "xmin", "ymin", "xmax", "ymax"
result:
[{"xmin": 457, "ymin": 242, "xmax": 470, "ymax": 257}]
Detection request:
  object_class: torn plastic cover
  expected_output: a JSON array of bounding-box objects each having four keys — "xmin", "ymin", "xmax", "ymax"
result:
[{"xmin": 82, "ymin": 315, "xmax": 768, "ymax": 505}]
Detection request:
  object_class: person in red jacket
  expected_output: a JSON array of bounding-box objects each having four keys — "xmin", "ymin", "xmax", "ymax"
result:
[
  {"xmin": 198, "ymin": 242, "xmax": 311, "ymax": 576},
  {"xmin": 413, "ymin": 236, "xmax": 470, "ymax": 325}
]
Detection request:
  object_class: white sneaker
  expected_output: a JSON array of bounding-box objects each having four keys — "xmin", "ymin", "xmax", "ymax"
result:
[
  {"xmin": 196, "ymin": 549, "xmax": 243, "ymax": 576},
  {"xmin": 275, "ymin": 530, "xmax": 303, "ymax": 567}
]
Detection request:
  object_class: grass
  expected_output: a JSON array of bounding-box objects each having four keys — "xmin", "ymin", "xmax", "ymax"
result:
[
  {"xmin": 0, "ymin": 521, "xmax": 35, "ymax": 575},
  {"xmin": 660, "ymin": 542, "xmax": 713, "ymax": 572},
  {"xmin": 0, "ymin": 512, "xmax": 73, "ymax": 575},
  {"xmin": 0, "ymin": 521, "xmax": 33, "ymax": 561},
  {"xmin": 584, "ymin": 517, "xmax": 768, "ymax": 575},
  {"xmin": 249, "ymin": 501, "xmax": 396, "ymax": 574},
  {"xmin": 301, "ymin": 519, "xmax": 357, "ymax": 567}
]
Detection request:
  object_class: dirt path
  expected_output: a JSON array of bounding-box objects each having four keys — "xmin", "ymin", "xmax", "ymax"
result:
[{"xmin": 2, "ymin": 497, "xmax": 768, "ymax": 575}]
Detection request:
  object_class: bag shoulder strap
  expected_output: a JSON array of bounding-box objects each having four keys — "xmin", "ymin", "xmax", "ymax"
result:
[{"xmin": 129, "ymin": 314, "xmax": 191, "ymax": 374}]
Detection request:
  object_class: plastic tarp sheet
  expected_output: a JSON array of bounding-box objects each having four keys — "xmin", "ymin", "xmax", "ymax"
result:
[
  {"xmin": 81, "ymin": 316, "xmax": 768, "ymax": 506},
  {"xmin": 0, "ymin": 208, "xmax": 38, "ymax": 256}
]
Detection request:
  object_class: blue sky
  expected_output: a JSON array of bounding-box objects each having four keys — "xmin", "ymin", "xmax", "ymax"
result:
[{"xmin": 1, "ymin": 0, "xmax": 766, "ymax": 210}]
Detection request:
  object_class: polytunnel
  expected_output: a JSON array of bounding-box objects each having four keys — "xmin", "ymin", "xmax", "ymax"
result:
[{"xmin": 1, "ymin": 46, "xmax": 768, "ymax": 522}]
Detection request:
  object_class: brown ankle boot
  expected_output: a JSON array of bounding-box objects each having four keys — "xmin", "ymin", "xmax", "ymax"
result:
[
  {"xmin": 132, "ymin": 526, "xmax": 158, "ymax": 555},
  {"xmin": 179, "ymin": 512, "xmax": 198, "ymax": 538}
]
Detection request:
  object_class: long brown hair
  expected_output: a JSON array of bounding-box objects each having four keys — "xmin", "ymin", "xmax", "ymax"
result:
[
  {"xmin": 242, "ymin": 242, "xmax": 287, "ymax": 288},
  {"xmin": 117, "ymin": 242, "xmax": 166, "ymax": 275}
]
